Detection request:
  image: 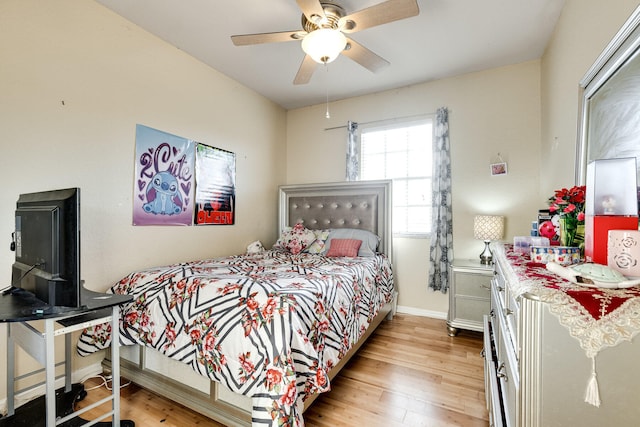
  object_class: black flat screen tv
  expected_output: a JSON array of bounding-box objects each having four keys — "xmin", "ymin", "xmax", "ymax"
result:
[{"xmin": 11, "ymin": 187, "xmax": 82, "ymax": 308}]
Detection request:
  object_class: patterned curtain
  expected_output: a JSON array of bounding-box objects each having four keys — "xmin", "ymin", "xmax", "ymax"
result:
[
  {"xmin": 428, "ymin": 107, "xmax": 453, "ymax": 293},
  {"xmin": 346, "ymin": 121, "xmax": 359, "ymax": 181}
]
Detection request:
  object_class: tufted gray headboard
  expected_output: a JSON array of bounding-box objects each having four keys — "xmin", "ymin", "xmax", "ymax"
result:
[{"xmin": 278, "ymin": 180, "xmax": 392, "ymax": 259}]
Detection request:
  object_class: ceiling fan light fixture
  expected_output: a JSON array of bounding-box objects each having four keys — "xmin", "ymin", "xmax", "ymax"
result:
[{"xmin": 301, "ymin": 28, "xmax": 347, "ymax": 64}]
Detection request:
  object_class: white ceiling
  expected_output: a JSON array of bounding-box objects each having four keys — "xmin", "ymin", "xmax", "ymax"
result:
[{"xmin": 94, "ymin": 0, "xmax": 565, "ymax": 110}]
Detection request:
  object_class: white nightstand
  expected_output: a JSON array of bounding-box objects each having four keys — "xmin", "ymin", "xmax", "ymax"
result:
[{"xmin": 447, "ymin": 259, "xmax": 493, "ymax": 336}]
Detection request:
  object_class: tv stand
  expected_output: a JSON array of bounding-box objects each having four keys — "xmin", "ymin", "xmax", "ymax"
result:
[{"xmin": 0, "ymin": 288, "xmax": 133, "ymax": 426}]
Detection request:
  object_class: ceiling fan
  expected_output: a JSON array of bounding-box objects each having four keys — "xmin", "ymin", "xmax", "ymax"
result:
[{"xmin": 231, "ymin": 0, "xmax": 420, "ymax": 85}]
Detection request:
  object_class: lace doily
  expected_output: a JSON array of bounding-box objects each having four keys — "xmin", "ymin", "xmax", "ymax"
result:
[
  {"xmin": 494, "ymin": 243, "xmax": 640, "ymax": 358},
  {"xmin": 494, "ymin": 243, "xmax": 640, "ymax": 407}
]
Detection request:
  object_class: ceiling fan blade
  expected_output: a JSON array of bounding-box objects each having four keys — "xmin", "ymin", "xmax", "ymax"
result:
[
  {"xmin": 342, "ymin": 38, "xmax": 390, "ymax": 73},
  {"xmin": 296, "ymin": 0, "xmax": 327, "ymax": 25},
  {"xmin": 231, "ymin": 30, "xmax": 306, "ymax": 46},
  {"xmin": 339, "ymin": 0, "xmax": 419, "ymax": 33},
  {"xmin": 293, "ymin": 55, "xmax": 318, "ymax": 85}
]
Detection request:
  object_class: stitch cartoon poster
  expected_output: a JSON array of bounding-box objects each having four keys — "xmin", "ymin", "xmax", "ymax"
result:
[
  {"xmin": 194, "ymin": 143, "xmax": 236, "ymax": 225},
  {"xmin": 133, "ymin": 125, "xmax": 195, "ymax": 226}
]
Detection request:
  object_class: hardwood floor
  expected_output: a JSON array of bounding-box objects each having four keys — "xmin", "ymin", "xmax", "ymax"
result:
[
  {"xmin": 305, "ymin": 314, "xmax": 488, "ymax": 427},
  {"xmin": 77, "ymin": 314, "xmax": 489, "ymax": 426}
]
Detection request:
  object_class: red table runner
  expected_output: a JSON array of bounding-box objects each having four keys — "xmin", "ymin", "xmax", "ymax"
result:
[{"xmin": 495, "ymin": 243, "xmax": 640, "ymax": 358}]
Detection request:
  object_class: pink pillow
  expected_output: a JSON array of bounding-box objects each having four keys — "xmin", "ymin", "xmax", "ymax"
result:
[{"xmin": 325, "ymin": 239, "xmax": 362, "ymax": 257}]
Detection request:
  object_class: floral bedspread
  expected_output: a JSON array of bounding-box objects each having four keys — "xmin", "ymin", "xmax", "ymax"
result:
[{"xmin": 77, "ymin": 250, "xmax": 394, "ymax": 426}]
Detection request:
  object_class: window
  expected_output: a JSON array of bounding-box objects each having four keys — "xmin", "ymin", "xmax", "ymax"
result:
[{"xmin": 359, "ymin": 117, "xmax": 433, "ymax": 236}]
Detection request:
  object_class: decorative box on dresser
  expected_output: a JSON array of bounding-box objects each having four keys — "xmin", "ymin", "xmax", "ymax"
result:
[
  {"xmin": 484, "ymin": 243, "xmax": 640, "ymax": 427},
  {"xmin": 447, "ymin": 259, "xmax": 493, "ymax": 336}
]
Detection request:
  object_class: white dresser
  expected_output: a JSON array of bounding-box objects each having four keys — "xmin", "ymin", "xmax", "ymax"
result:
[{"xmin": 484, "ymin": 243, "xmax": 640, "ymax": 427}]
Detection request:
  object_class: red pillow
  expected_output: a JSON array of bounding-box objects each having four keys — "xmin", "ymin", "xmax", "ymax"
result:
[{"xmin": 325, "ymin": 239, "xmax": 362, "ymax": 257}]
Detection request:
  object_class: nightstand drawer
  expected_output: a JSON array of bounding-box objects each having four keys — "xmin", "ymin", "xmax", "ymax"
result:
[
  {"xmin": 455, "ymin": 297, "xmax": 490, "ymax": 324},
  {"xmin": 454, "ymin": 272, "xmax": 492, "ymax": 298}
]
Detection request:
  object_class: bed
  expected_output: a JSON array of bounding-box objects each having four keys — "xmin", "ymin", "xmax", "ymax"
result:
[{"xmin": 77, "ymin": 180, "xmax": 396, "ymax": 427}]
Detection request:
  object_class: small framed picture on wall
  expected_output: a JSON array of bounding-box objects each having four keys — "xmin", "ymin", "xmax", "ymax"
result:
[{"xmin": 490, "ymin": 162, "xmax": 508, "ymax": 176}]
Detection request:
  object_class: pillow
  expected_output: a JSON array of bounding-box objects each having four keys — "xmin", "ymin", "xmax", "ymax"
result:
[
  {"xmin": 273, "ymin": 223, "xmax": 316, "ymax": 255},
  {"xmin": 273, "ymin": 226, "xmax": 291, "ymax": 248},
  {"xmin": 304, "ymin": 229, "xmax": 331, "ymax": 254},
  {"xmin": 325, "ymin": 239, "xmax": 362, "ymax": 257},
  {"xmin": 322, "ymin": 228, "xmax": 380, "ymax": 257}
]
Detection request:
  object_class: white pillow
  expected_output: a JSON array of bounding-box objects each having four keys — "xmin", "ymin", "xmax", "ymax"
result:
[
  {"xmin": 305, "ymin": 229, "xmax": 331, "ymax": 254},
  {"xmin": 273, "ymin": 223, "xmax": 316, "ymax": 255}
]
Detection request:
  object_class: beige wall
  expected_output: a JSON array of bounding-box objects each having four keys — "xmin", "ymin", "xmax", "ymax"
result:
[
  {"xmin": 286, "ymin": 61, "xmax": 542, "ymax": 316},
  {"xmin": 1, "ymin": 0, "xmax": 287, "ymax": 288},
  {"xmin": 540, "ymin": 0, "xmax": 640, "ymax": 198},
  {"xmin": 0, "ymin": 0, "xmax": 286, "ymax": 397},
  {"xmin": 2, "ymin": 0, "xmax": 639, "ymax": 406}
]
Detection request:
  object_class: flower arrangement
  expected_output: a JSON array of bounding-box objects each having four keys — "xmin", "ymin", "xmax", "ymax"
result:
[
  {"xmin": 548, "ymin": 185, "xmax": 586, "ymax": 248},
  {"xmin": 548, "ymin": 185, "xmax": 586, "ymax": 222}
]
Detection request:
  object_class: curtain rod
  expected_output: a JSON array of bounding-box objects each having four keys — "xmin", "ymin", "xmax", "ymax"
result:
[{"xmin": 323, "ymin": 111, "xmax": 447, "ymax": 131}]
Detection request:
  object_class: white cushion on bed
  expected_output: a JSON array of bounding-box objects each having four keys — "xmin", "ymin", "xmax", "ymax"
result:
[
  {"xmin": 274, "ymin": 223, "xmax": 316, "ymax": 254},
  {"xmin": 322, "ymin": 228, "xmax": 380, "ymax": 257},
  {"xmin": 305, "ymin": 229, "xmax": 331, "ymax": 254}
]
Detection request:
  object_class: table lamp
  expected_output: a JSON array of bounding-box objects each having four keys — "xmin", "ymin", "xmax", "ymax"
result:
[{"xmin": 474, "ymin": 215, "xmax": 505, "ymax": 264}]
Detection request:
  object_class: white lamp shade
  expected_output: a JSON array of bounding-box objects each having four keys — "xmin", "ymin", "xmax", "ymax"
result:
[
  {"xmin": 474, "ymin": 215, "xmax": 505, "ymax": 241},
  {"xmin": 301, "ymin": 29, "xmax": 347, "ymax": 64}
]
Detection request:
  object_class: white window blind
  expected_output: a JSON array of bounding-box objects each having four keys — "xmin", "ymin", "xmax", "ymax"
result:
[{"xmin": 360, "ymin": 117, "xmax": 433, "ymax": 236}]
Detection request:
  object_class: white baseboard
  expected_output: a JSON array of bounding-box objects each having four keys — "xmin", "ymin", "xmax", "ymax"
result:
[
  {"xmin": 0, "ymin": 361, "xmax": 104, "ymax": 415},
  {"xmin": 396, "ymin": 305, "xmax": 447, "ymax": 320},
  {"xmin": 73, "ymin": 361, "xmax": 106, "ymax": 383}
]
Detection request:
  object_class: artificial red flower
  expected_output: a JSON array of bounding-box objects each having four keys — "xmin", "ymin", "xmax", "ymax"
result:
[{"xmin": 548, "ymin": 185, "xmax": 586, "ymax": 222}]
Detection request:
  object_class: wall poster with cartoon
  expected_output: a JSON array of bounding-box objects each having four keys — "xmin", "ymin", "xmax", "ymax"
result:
[{"xmin": 133, "ymin": 125, "xmax": 195, "ymax": 226}]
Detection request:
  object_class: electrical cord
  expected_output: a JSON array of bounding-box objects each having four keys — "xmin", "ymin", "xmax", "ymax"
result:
[
  {"xmin": 74, "ymin": 374, "xmax": 131, "ymax": 413},
  {"xmin": 81, "ymin": 374, "xmax": 131, "ymax": 391},
  {"xmin": 2, "ymin": 262, "xmax": 44, "ymax": 295}
]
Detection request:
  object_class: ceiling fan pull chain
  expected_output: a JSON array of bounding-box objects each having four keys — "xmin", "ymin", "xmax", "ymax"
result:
[{"xmin": 325, "ymin": 62, "xmax": 331, "ymax": 119}]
